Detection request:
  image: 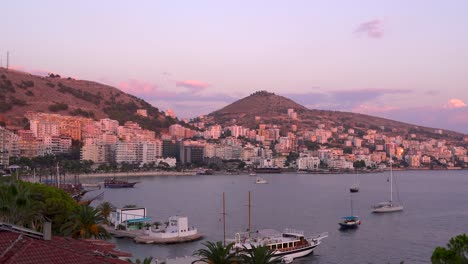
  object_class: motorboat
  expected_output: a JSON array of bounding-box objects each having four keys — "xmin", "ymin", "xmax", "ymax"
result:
[{"xmin": 255, "ymin": 177, "xmax": 268, "ymax": 184}]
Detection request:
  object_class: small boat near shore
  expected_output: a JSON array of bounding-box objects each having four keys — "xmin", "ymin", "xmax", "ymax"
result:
[
  {"xmin": 104, "ymin": 177, "xmax": 138, "ymax": 188},
  {"xmin": 255, "ymin": 177, "xmax": 268, "ymax": 184}
]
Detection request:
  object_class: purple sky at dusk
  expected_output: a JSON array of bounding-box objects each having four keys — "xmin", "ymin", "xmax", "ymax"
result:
[{"xmin": 2, "ymin": 1, "xmax": 468, "ymax": 133}]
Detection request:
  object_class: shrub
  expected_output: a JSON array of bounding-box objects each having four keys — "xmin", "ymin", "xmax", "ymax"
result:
[{"xmin": 48, "ymin": 102, "xmax": 69, "ymax": 112}]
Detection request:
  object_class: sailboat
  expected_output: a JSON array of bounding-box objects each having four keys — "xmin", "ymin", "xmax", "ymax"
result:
[
  {"xmin": 339, "ymin": 193, "xmax": 361, "ymax": 229},
  {"xmin": 372, "ymin": 153, "xmax": 403, "ymax": 213},
  {"xmin": 349, "ymin": 170, "xmax": 359, "ymax": 193}
]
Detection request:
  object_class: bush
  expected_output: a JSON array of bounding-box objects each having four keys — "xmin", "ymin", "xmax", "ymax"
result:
[
  {"xmin": 48, "ymin": 102, "xmax": 69, "ymax": 112},
  {"xmin": 25, "ymin": 90, "xmax": 34, "ymax": 96},
  {"xmin": 9, "ymin": 96, "xmax": 27, "ymax": 106}
]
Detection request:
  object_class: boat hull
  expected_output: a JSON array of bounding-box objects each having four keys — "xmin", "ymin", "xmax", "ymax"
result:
[
  {"xmin": 274, "ymin": 244, "xmax": 317, "ymax": 260},
  {"xmin": 339, "ymin": 222, "xmax": 359, "ymax": 229},
  {"xmin": 104, "ymin": 182, "xmax": 137, "ymax": 188},
  {"xmin": 372, "ymin": 205, "xmax": 403, "ymax": 213},
  {"xmin": 349, "ymin": 188, "xmax": 359, "ymax": 193}
]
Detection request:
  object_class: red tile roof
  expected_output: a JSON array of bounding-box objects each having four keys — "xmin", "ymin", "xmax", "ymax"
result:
[{"xmin": 0, "ymin": 230, "xmax": 131, "ymax": 264}]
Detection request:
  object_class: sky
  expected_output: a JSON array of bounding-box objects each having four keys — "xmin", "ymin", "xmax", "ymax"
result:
[{"xmin": 2, "ymin": 1, "xmax": 468, "ymax": 133}]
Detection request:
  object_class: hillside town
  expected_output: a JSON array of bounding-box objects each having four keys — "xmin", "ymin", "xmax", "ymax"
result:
[{"xmin": 1, "ymin": 108, "xmax": 467, "ymax": 174}]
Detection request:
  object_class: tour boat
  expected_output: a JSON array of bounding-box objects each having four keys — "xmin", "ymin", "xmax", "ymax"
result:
[
  {"xmin": 233, "ymin": 229, "xmax": 328, "ymax": 263},
  {"xmin": 104, "ymin": 177, "xmax": 138, "ymax": 188}
]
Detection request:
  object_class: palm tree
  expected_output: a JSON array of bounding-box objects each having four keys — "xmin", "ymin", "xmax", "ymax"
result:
[
  {"xmin": 60, "ymin": 205, "xmax": 110, "ymax": 239},
  {"xmin": 192, "ymin": 241, "xmax": 237, "ymax": 264},
  {"xmin": 0, "ymin": 182, "xmax": 43, "ymax": 229},
  {"xmin": 97, "ymin": 201, "xmax": 115, "ymax": 225},
  {"xmin": 239, "ymin": 244, "xmax": 280, "ymax": 264}
]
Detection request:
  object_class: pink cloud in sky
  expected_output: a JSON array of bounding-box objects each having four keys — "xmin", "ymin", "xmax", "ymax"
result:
[
  {"xmin": 175, "ymin": 80, "xmax": 210, "ymax": 91},
  {"xmin": 444, "ymin": 98, "xmax": 467, "ymax": 109},
  {"xmin": 118, "ymin": 79, "xmax": 173, "ymax": 98},
  {"xmin": 354, "ymin": 19, "xmax": 384, "ymax": 39},
  {"xmin": 352, "ymin": 104, "xmax": 398, "ymax": 114}
]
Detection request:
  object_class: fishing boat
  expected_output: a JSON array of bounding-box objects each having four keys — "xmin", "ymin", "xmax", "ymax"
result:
[
  {"xmin": 104, "ymin": 177, "xmax": 138, "ymax": 188},
  {"xmin": 249, "ymin": 172, "xmax": 257, "ymax": 176},
  {"xmin": 255, "ymin": 177, "xmax": 268, "ymax": 184},
  {"xmin": 372, "ymin": 150, "xmax": 403, "ymax": 213}
]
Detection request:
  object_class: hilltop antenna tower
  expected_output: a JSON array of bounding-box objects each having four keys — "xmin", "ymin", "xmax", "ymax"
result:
[{"xmin": 6, "ymin": 51, "xmax": 9, "ymax": 70}]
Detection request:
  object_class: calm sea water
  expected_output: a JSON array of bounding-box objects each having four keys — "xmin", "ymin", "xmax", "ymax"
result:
[{"xmin": 88, "ymin": 170, "xmax": 468, "ymax": 263}]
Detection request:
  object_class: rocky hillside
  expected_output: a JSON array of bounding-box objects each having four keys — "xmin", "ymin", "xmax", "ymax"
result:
[
  {"xmin": 207, "ymin": 91, "xmax": 465, "ymax": 143},
  {"xmin": 0, "ymin": 67, "xmax": 176, "ymax": 133}
]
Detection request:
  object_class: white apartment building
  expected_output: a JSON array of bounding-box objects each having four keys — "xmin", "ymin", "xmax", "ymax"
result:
[
  {"xmin": 43, "ymin": 135, "xmax": 72, "ymax": 155},
  {"xmin": 296, "ymin": 155, "xmax": 320, "ymax": 170},
  {"xmin": 115, "ymin": 141, "xmax": 138, "ymax": 163},
  {"xmin": 138, "ymin": 140, "xmax": 163, "ymax": 164},
  {"xmin": 328, "ymin": 158, "xmax": 354, "ymax": 169}
]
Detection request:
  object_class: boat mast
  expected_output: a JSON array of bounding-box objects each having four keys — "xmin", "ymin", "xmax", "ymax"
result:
[
  {"xmin": 390, "ymin": 147, "xmax": 393, "ymax": 204},
  {"xmin": 350, "ymin": 193, "xmax": 354, "ymax": 216},
  {"xmin": 223, "ymin": 192, "xmax": 226, "ymax": 246},
  {"xmin": 248, "ymin": 191, "xmax": 251, "ymax": 238}
]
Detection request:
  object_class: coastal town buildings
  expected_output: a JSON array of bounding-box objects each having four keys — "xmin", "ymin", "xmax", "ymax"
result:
[{"xmin": 0, "ymin": 111, "xmax": 466, "ymax": 171}]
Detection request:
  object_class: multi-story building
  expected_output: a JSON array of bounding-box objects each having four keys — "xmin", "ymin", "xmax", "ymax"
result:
[
  {"xmin": 0, "ymin": 127, "xmax": 12, "ymax": 168},
  {"xmin": 43, "ymin": 136, "xmax": 72, "ymax": 155},
  {"xmin": 296, "ymin": 155, "xmax": 320, "ymax": 170},
  {"xmin": 115, "ymin": 141, "xmax": 139, "ymax": 164},
  {"xmin": 180, "ymin": 142, "xmax": 205, "ymax": 164},
  {"xmin": 81, "ymin": 143, "xmax": 107, "ymax": 164}
]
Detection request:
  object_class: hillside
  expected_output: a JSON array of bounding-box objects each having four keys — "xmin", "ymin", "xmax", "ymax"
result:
[
  {"xmin": 207, "ymin": 91, "xmax": 465, "ymax": 143},
  {"xmin": 0, "ymin": 67, "xmax": 176, "ymax": 133}
]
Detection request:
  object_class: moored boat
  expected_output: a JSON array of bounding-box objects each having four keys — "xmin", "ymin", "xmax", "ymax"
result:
[
  {"xmin": 339, "ymin": 216, "xmax": 361, "ymax": 229},
  {"xmin": 104, "ymin": 177, "xmax": 138, "ymax": 188},
  {"xmin": 255, "ymin": 177, "xmax": 268, "ymax": 184},
  {"xmin": 134, "ymin": 216, "xmax": 202, "ymax": 244},
  {"xmin": 233, "ymin": 229, "xmax": 328, "ymax": 262}
]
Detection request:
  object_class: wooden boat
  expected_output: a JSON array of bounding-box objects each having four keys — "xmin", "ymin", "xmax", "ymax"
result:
[{"xmin": 104, "ymin": 177, "xmax": 138, "ymax": 188}]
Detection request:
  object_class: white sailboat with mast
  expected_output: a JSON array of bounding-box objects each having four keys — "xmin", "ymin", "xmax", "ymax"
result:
[{"xmin": 372, "ymin": 150, "xmax": 403, "ymax": 213}]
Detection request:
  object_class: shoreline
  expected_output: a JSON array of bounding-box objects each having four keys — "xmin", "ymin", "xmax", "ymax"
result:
[{"xmin": 77, "ymin": 171, "xmax": 197, "ymax": 178}]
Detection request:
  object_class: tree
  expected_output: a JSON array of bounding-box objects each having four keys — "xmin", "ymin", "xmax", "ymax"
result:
[
  {"xmin": 239, "ymin": 244, "xmax": 280, "ymax": 264},
  {"xmin": 192, "ymin": 241, "xmax": 237, "ymax": 264},
  {"xmin": 0, "ymin": 182, "xmax": 43, "ymax": 230},
  {"xmin": 60, "ymin": 205, "xmax": 110, "ymax": 239},
  {"xmin": 97, "ymin": 201, "xmax": 115, "ymax": 225},
  {"xmin": 431, "ymin": 234, "xmax": 468, "ymax": 263}
]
